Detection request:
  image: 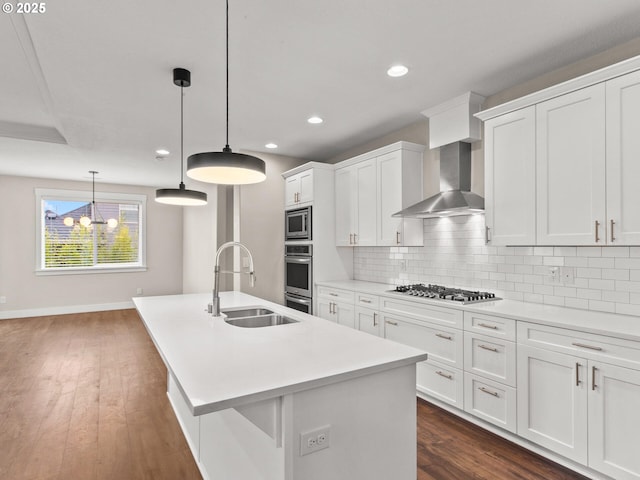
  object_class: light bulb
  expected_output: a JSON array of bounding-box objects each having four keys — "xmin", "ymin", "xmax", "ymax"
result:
[
  {"xmin": 107, "ymin": 218, "xmax": 118, "ymax": 228},
  {"xmin": 63, "ymin": 217, "xmax": 74, "ymax": 227},
  {"xmin": 79, "ymin": 216, "xmax": 92, "ymax": 227}
]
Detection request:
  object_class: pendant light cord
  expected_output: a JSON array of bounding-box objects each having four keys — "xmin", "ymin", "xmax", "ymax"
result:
[
  {"xmin": 225, "ymin": 0, "xmax": 230, "ymax": 151},
  {"xmin": 180, "ymin": 83, "xmax": 185, "ymax": 185}
]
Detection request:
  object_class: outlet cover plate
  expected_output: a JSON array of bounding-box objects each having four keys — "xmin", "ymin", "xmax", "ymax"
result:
[{"xmin": 300, "ymin": 425, "xmax": 331, "ymax": 456}]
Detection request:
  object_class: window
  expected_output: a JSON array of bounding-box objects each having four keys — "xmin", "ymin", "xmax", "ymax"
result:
[{"xmin": 36, "ymin": 189, "xmax": 146, "ymax": 274}]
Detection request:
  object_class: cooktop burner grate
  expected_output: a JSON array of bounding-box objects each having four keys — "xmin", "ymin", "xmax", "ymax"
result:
[{"xmin": 389, "ymin": 284, "xmax": 500, "ymax": 304}]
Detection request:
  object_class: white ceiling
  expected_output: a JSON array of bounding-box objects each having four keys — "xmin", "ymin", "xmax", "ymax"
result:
[{"xmin": 2, "ymin": 0, "xmax": 640, "ymax": 188}]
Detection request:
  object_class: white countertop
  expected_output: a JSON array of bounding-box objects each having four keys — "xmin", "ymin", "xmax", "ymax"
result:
[
  {"xmin": 133, "ymin": 291, "xmax": 427, "ymax": 416},
  {"xmin": 316, "ymin": 280, "xmax": 640, "ymax": 342}
]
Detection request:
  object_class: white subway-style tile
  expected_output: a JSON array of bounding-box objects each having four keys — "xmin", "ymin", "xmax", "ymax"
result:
[
  {"xmin": 577, "ymin": 289, "xmax": 602, "ymax": 300},
  {"xmin": 554, "ymin": 246, "xmax": 577, "ymax": 257},
  {"xmin": 565, "ymin": 257, "xmax": 589, "ymax": 267},
  {"xmin": 602, "ymin": 247, "xmax": 629, "ymax": 258},
  {"xmin": 533, "ymin": 246, "xmax": 554, "ymax": 256},
  {"xmin": 588, "ymin": 300, "xmax": 616, "ymax": 313},
  {"xmin": 615, "ymin": 258, "xmax": 640, "ymax": 269},
  {"xmin": 602, "ymin": 269, "xmax": 630, "ymax": 281},
  {"xmin": 615, "ymin": 303, "xmax": 640, "ymax": 316},
  {"xmin": 602, "ymin": 290, "xmax": 630, "ymax": 303},
  {"xmin": 588, "ymin": 257, "xmax": 615, "ymax": 269},
  {"xmin": 523, "ymin": 256, "xmax": 543, "ymax": 265},
  {"xmin": 576, "ymin": 268, "xmax": 602, "ymax": 279},
  {"xmin": 543, "ymin": 256, "xmax": 564, "ymax": 266},
  {"xmin": 554, "ymin": 286, "xmax": 577, "ymax": 297},
  {"xmin": 588, "ymin": 279, "xmax": 615, "ymax": 290},
  {"xmin": 544, "ymin": 295, "xmax": 566, "ymax": 306},
  {"xmin": 534, "ymin": 284, "xmax": 554, "ymax": 295},
  {"xmin": 616, "ymin": 281, "xmax": 640, "ymax": 293},
  {"xmin": 523, "ymin": 293, "xmax": 544, "ymax": 303},
  {"xmin": 565, "ymin": 298, "xmax": 589, "ymax": 310}
]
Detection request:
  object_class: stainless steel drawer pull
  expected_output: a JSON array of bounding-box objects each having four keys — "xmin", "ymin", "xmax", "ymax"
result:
[
  {"xmin": 572, "ymin": 342, "xmax": 603, "ymax": 351},
  {"xmin": 592, "ymin": 366, "xmax": 597, "ymax": 391},
  {"xmin": 329, "ymin": 293, "xmax": 338, "ymax": 297},
  {"xmin": 595, "ymin": 220, "xmax": 600, "ymax": 243},
  {"xmin": 436, "ymin": 371, "xmax": 453, "ymax": 380},
  {"xmin": 575, "ymin": 362, "xmax": 581, "ymax": 386},
  {"xmin": 396, "ymin": 231, "xmax": 401, "ymax": 244},
  {"xmin": 478, "ymin": 344, "xmax": 498, "ymax": 352},
  {"xmin": 386, "ymin": 320, "xmax": 398, "ymax": 326},
  {"xmin": 478, "ymin": 322, "xmax": 498, "ymax": 330},
  {"xmin": 485, "ymin": 225, "xmax": 490, "ymax": 244},
  {"xmin": 479, "ymin": 386, "xmax": 499, "ymax": 397},
  {"xmin": 610, "ymin": 219, "xmax": 616, "ymax": 242},
  {"xmin": 360, "ymin": 299, "xmax": 371, "ymax": 303},
  {"xmin": 373, "ymin": 312, "xmax": 378, "ymax": 327},
  {"xmin": 435, "ymin": 333, "xmax": 452, "ymax": 340}
]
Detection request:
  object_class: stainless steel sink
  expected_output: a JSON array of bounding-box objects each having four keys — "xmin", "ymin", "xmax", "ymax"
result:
[
  {"xmin": 225, "ymin": 314, "xmax": 299, "ymax": 328},
  {"xmin": 222, "ymin": 307, "xmax": 275, "ymax": 318}
]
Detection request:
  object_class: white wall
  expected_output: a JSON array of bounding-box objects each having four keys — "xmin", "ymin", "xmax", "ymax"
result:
[
  {"xmin": 0, "ymin": 175, "xmax": 183, "ymax": 317},
  {"xmin": 238, "ymin": 151, "xmax": 307, "ymax": 305}
]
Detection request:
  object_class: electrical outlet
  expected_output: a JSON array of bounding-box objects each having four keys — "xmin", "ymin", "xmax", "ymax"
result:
[
  {"xmin": 560, "ymin": 266, "xmax": 575, "ymax": 285},
  {"xmin": 0, "ymin": 296, "xmax": 6, "ymax": 304},
  {"xmin": 136, "ymin": 288, "xmax": 143, "ymax": 295},
  {"xmin": 300, "ymin": 425, "xmax": 331, "ymax": 456},
  {"xmin": 548, "ymin": 266, "xmax": 560, "ymax": 284}
]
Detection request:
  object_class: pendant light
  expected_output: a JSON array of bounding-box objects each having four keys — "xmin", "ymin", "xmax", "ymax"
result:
[
  {"xmin": 155, "ymin": 68, "xmax": 208, "ymax": 206},
  {"xmin": 186, "ymin": 0, "xmax": 266, "ymax": 185},
  {"xmin": 63, "ymin": 171, "xmax": 118, "ymax": 228}
]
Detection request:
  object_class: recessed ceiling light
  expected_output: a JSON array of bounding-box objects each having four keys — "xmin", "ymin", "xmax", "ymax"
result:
[
  {"xmin": 387, "ymin": 65, "xmax": 409, "ymax": 77},
  {"xmin": 155, "ymin": 149, "xmax": 170, "ymax": 156},
  {"xmin": 265, "ymin": 143, "xmax": 278, "ymax": 149},
  {"xmin": 307, "ymin": 116, "xmax": 323, "ymax": 124}
]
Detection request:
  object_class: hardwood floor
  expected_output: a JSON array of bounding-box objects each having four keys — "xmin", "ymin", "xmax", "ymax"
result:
[{"xmin": 0, "ymin": 309, "xmax": 587, "ymax": 480}]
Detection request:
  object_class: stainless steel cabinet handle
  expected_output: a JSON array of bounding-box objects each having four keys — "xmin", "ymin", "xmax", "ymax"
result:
[
  {"xmin": 479, "ymin": 386, "xmax": 499, "ymax": 397},
  {"xmin": 329, "ymin": 293, "xmax": 338, "ymax": 297},
  {"xmin": 478, "ymin": 344, "xmax": 498, "ymax": 352},
  {"xmin": 572, "ymin": 342, "xmax": 603, "ymax": 351},
  {"xmin": 386, "ymin": 320, "xmax": 398, "ymax": 326},
  {"xmin": 396, "ymin": 231, "xmax": 401, "ymax": 245},
  {"xmin": 373, "ymin": 312, "xmax": 378, "ymax": 327},
  {"xmin": 478, "ymin": 323, "xmax": 498, "ymax": 330},
  {"xmin": 595, "ymin": 220, "xmax": 600, "ymax": 243},
  {"xmin": 353, "ymin": 233, "xmax": 357, "ymax": 244},
  {"xmin": 436, "ymin": 371, "xmax": 453, "ymax": 380},
  {"xmin": 611, "ymin": 219, "xmax": 616, "ymax": 242},
  {"xmin": 435, "ymin": 333, "xmax": 452, "ymax": 340},
  {"xmin": 485, "ymin": 225, "xmax": 490, "ymax": 244},
  {"xmin": 361, "ymin": 299, "xmax": 371, "ymax": 304},
  {"xmin": 592, "ymin": 366, "xmax": 597, "ymax": 391},
  {"xmin": 576, "ymin": 362, "xmax": 581, "ymax": 386}
]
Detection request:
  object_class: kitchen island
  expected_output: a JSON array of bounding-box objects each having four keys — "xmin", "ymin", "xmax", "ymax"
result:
[{"xmin": 133, "ymin": 291, "xmax": 427, "ymax": 480}]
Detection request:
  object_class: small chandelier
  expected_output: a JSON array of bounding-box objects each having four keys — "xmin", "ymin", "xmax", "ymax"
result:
[
  {"xmin": 186, "ymin": 0, "xmax": 266, "ymax": 185},
  {"xmin": 63, "ymin": 171, "xmax": 118, "ymax": 228},
  {"xmin": 155, "ymin": 68, "xmax": 208, "ymax": 206}
]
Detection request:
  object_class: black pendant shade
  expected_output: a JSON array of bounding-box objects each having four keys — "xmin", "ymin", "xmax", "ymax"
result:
[
  {"xmin": 186, "ymin": 0, "xmax": 266, "ymax": 185},
  {"xmin": 155, "ymin": 68, "xmax": 208, "ymax": 206}
]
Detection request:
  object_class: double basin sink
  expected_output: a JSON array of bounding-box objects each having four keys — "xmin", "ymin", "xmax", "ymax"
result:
[{"xmin": 221, "ymin": 307, "xmax": 299, "ymax": 328}]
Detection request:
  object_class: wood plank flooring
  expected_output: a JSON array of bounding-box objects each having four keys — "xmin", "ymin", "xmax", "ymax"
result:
[{"xmin": 0, "ymin": 309, "xmax": 587, "ymax": 480}]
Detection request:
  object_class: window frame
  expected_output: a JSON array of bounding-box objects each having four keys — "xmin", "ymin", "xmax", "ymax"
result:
[{"xmin": 35, "ymin": 188, "xmax": 147, "ymax": 275}]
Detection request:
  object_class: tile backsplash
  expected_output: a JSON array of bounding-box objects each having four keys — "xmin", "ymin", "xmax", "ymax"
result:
[{"xmin": 354, "ymin": 215, "xmax": 640, "ymax": 316}]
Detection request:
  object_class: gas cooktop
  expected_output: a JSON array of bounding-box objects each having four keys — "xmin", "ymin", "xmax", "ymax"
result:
[{"xmin": 388, "ymin": 284, "xmax": 501, "ymax": 304}]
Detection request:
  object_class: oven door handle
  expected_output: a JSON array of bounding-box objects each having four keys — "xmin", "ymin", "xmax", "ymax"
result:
[
  {"xmin": 285, "ymin": 257, "xmax": 312, "ymax": 263},
  {"xmin": 284, "ymin": 294, "xmax": 311, "ymax": 305}
]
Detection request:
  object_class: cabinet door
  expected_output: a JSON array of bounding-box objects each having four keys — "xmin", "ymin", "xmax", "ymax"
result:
[
  {"xmin": 334, "ymin": 301, "xmax": 355, "ymax": 328},
  {"xmin": 356, "ymin": 307, "xmax": 381, "ymax": 336},
  {"xmin": 536, "ymin": 84, "xmax": 606, "ymax": 245},
  {"xmin": 316, "ymin": 298, "xmax": 335, "ymax": 322},
  {"xmin": 517, "ymin": 344, "xmax": 588, "ymax": 464},
  {"xmin": 298, "ymin": 170, "xmax": 314, "ymax": 204},
  {"xmin": 285, "ymin": 175, "xmax": 299, "ymax": 207},
  {"xmin": 377, "ymin": 152, "xmax": 404, "ymax": 246},
  {"xmin": 588, "ymin": 361, "xmax": 640, "ymax": 479},
  {"xmin": 335, "ymin": 167, "xmax": 355, "ymax": 246},
  {"xmin": 484, "ymin": 106, "xmax": 536, "ymax": 245},
  {"xmin": 606, "ymin": 70, "xmax": 640, "ymax": 245},
  {"xmin": 354, "ymin": 159, "xmax": 377, "ymax": 246}
]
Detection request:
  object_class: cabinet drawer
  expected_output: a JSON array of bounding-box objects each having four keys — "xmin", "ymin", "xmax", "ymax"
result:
[
  {"xmin": 464, "ymin": 312, "xmax": 516, "ymax": 341},
  {"xmin": 464, "ymin": 332, "xmax": 516, "ymax": 387},
  {"xmin": 417, "ymin": 362, "xmax": 463, "ymax": 409},
  {"xmin": 380, "ymin": 297, "xmax": 463, "ymax": 329},
  {"xmin": 355, "ymin": 292, "xmax": 379, "ymax": 309},
  {"xmin": 464, "ymin": 373, "xmax": 516, "ymax": 433},
  {"xmin": 518, "ymin": 322, "xmax": 640, "ymax": 370},
  {"xmin": 317, "ymin": 286, "xmax": 355, "ymax": 304},
  {"xmin": 384, "ymin": 314, "xmax": 462, "ymax": 368}
]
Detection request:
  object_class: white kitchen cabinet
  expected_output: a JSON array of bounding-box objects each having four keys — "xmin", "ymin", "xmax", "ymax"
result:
[
  {"xmin": 536, "ymin": 84, "xmax": 606, "ymax": 245},
  {"xmin": 588, "ymin": 361, "xmax": 640, "ymax": 480},
  {"xmin": 376, "ymin": 150, "xmax": 423, "ymax": 246},
  {"xmin": 483, "ymin": 106, "xmax": 536, "ymax": 246},
  {"xmin": 464, "ymin": 372, "xmax": 517, "ymax": 434},
  {"xmin": 335, "ymin": 159, "xmax": 377, "ymax": 246},
  {"xmin": 317, "ymin": 286, "xmax": 355, "ymax": 328},
  {"xmin": 464, "ymin": 332, "xmax": 516, "ymax": 387},
  {"xmin": 356, "ymin": 306, "xmax": 381, "ymax": 337},
  {"xmin": 285, "ymin": 169, "xmax": 313, "ymax": 208},
  {"xmin": 517, "ymin": 344, "xmax": 588, "ymax": 464},
  {"xmin": 606, "ymin": 69, "xmax": 640, "ymax": 245}
]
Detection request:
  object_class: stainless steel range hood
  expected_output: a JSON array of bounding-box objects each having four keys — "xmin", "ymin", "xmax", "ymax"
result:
[{"xmin": 393, "ymin": 142, "xmax": 484, "ymax": 218}]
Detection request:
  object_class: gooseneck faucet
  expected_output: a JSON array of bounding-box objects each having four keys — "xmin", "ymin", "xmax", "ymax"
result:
[{"xmin": 209, "ymin": 241, "xmax": 256, "ymax": 316}]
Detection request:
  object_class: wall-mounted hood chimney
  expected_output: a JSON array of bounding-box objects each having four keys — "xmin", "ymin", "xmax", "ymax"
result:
[{"xmin": 393, "ymin": 92, "xmax": 485, "ymax": 219}]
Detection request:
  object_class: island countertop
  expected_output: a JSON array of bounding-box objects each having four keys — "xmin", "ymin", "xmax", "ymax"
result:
[{"xmin": 133, "ymin": 291, "xmax": 427, "ymax": 416}]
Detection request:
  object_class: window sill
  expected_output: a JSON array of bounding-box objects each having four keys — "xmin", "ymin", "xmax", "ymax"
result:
[{"xmin": 35, "ymin": 266, "xmax": 148, "ymax": 276}]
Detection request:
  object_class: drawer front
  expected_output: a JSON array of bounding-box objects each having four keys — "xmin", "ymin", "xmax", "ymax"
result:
[
  {"xmin": 317, "ymin": 286, "xmax": 355, "ymax": 304},
  {"xmin": 383, "ymin": 313, "xmax": 462, "ymax": 368},
  {"xmin": 380, "ymin": 297, "xmax": 463, "ymax": 329},
  {"xmin": 464, "ymin": 311, "xmax": 516, "ymax": 341},
  {"xmin": 464, "ymin": 332, "xmax": 516, "ymax": 387},
  {"xmin": 464, "ymin": 372, "xmax": 516, "ymax": 433},
  {"xmin": 355, "ymin": 292, "xmax": 379, "ymax": 309},
  {"xmin": 518, "ymin": 322, "xmax": 640, "ymax": 370},
  {"xmin": 417, "ymin": 361, "xmax": 463, "ymax": 409}
]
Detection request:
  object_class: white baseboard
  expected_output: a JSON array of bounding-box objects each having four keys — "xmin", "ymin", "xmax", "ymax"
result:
[{"xmin": 0, "ymin": 301, "xmax": 135, "ymax": 320}]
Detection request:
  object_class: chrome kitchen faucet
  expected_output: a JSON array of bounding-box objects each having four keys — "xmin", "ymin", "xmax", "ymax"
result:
[{"xmin": 209, "ymin": 241, "xmax": 256, "ymax": 316}]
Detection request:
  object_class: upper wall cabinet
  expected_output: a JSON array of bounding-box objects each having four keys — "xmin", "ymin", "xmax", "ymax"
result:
[
  {"xmin": 484, "ymin": 106, "xmax": 536, "ymax": 246},
  {"xmin": 335, "ymin": 142, "xmax": 425, "ymax": 247},
  {"xmin": 285, "ymin": 169, "xmax": 313, "ymax": 209},
  {"xmin": 478, "ymin": 55, "xmax": 640, "ymax": 246}
]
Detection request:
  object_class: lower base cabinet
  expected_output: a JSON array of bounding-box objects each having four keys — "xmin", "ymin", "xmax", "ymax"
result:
[
  {"xmin": 416, "ymin": 362, "xmax": 464, "ymax": 408},
  {"xmin": 464, "ymin": 372, "xmax": 516, "ymax": 433}
]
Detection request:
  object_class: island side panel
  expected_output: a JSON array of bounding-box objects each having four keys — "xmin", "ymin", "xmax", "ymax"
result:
[{"xmin": 284, "ymin": 364, "xmax": 417, "ymax": 480}]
